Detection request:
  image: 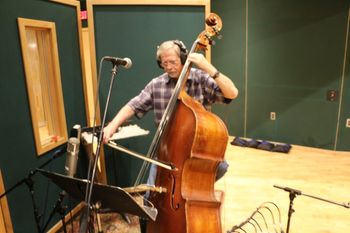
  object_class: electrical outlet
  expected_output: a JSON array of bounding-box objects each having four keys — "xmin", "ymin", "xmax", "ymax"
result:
[
  {"xmin": 327, "ymin": 90, "xmax": 338, "ymax": 102},
  {"xmin": 270, "ymin": 112, "xmax": 276, "ymax": 120},
  {"xmin": 346, "ymin": 119, "xmax": 350, "ymax": 128}
]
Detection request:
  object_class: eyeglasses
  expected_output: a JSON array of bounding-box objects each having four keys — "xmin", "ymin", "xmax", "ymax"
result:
[{"xmin": 161, "ymin": 60, "xmax": 179, "ymax": 67}]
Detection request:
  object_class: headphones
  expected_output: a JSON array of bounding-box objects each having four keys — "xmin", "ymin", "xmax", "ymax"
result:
[{"xmin": 156, "ymin": 40, "xmax": 188, "ymax": 68}]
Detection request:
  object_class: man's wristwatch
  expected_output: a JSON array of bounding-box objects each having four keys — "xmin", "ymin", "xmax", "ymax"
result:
[{"xmin": 211, "ymin": 70, "xmax": 220, "ymax": 79}]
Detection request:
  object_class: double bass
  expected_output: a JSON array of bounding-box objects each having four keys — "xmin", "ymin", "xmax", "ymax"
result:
[{"xmin": 136, "ymin": 13, "xmax": 228, "ymax": 233}]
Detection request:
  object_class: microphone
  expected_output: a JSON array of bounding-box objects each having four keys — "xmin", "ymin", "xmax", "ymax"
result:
[
  {"xmin": 65, "ymin": 137, "xmax": 79, "ymax": 177},
  {"xmin": 104, "ymin": 56, "xmax": 132, "ymax": 69},
  {"xmin": 65, "ymin": 125, "xmax": 81, "ymax": 177},
  {"xmin": 273, "ymin": 185, "xmax": 302, "ymax": 195}
]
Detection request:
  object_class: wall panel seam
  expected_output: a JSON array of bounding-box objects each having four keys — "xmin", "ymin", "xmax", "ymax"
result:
[{"xmin": 334, "ymin": 7, "xmax": 350, "ymax": 150}]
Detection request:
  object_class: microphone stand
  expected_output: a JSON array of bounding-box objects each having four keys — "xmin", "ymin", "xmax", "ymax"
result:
[
  {"xmin": 80, "ymin": 62, "xmax": 120, "ymax": 233},
  {"xmin": 0, "ymin": 147, "xmax": 66, "ymax": 233},
  {"xmin": 273, "ymin": 184, "xmax": 350, "ymax": 233},
  {"xmin": 40, "ymin": 191, "xmax": 68, "ymax": 233}
]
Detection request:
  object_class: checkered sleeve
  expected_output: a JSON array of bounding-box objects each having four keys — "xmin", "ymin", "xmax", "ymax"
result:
[
  {"xmin": 199, "ymin": 70, "xmax": 232, "ymax": 104},
  {"xmin": 127, "ymin": 81, "xmax": 154, "ymax": 119}
]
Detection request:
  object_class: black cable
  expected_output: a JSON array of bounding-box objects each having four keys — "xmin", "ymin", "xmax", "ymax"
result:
[{"xmin": 40, "ymin": 161, "xmax": 53, "ymax": 227}]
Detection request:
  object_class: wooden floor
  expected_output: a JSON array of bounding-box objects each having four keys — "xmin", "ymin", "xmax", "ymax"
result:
[{"xmin": 215, "ymin": 138, "xmax": 350, "ymax": 233}]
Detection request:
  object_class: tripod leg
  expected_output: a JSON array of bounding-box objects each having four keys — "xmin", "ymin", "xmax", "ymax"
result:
[
  {"xmin": 93, "ymin": 202, "xmax": 103, "ymax": 233},
  {"xmin": 96, "ymin": 211, "xmax": 103, "ymax": 233},
  {"xmin": 24, "ymin": 178, "xmax": 42, "ymax": 233},
  {"xmin": 286, "ymin": 193, "xmax": 296, "ymax": 233},
  {"xmin": 61, "ymin": 218, "xmax": 67, "ymax": 233},
  {"xmin": 78, "ymin": 205, "xmax": 90, "ymax": 233},
  {"xmin": 79, "ymin": 205, "xmax": 97, "ymax": 233},
  {"xmin": 59, "ymin": 198, "xmax": 68, "ymax": 233}
]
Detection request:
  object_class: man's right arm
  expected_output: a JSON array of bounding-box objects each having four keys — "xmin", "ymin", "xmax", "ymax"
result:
[{"xmin": 103, "ymin": 105, "xmax": 135, "ymax": 143}]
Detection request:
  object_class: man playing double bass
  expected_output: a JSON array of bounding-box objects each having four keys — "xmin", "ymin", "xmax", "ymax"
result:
[
  {"xmin": 103, "ymin": 40, "xmax": 238, "ymax": 181},
  {"xmin": 103, "ymin": 40, "xmax": 238, "ymax": 232}
]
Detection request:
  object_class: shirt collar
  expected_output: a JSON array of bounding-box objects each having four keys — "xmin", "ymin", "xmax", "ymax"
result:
[{"xmin": 164, "ymin": 71, "xmax": 193, "ymax": 84}]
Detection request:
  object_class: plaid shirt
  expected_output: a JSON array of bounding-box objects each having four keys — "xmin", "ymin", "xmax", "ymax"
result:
[{"xmin": 128, "ymin": 68, "xmax": 230, "ymax": 125}]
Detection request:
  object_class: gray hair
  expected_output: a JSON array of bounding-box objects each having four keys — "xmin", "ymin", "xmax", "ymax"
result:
[{"xmin": 156, "ymin": 40, "xmax": 181, "ymax": 62}]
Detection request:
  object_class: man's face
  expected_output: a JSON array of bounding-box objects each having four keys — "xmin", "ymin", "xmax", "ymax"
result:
[{"xmin": 160, "ymin": 49, "xmax": 183, "ymax": 78}]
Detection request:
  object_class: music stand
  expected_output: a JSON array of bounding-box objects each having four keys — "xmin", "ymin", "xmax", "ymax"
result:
[{"xmin": 37, "ymin": 169, "xmax": 157, "ymax": 221}]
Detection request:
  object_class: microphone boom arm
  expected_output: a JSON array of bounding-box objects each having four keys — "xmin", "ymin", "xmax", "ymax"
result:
[{"xmin": 273, "ymin": 185, "xmax": 350, "ymax": 208}]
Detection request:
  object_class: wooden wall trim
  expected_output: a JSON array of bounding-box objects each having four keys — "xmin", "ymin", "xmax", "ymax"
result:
[
  {"xmin": 0, "ymin": 170, "xmax": 14, "ymax": 233},
  {"xmin": 50, "ymin": 0, "xmax": 80, "ymax": 7},
  {"xmin": 50, "ymin": 0, "xmax": 92, "ymax": 129},
  {"xmin": 51, "ymin": 0, "xmax": 108, "ymax": 185},
  {"xmin": 89, "ymin": 0, "xmax": 209, "ymax": 6}
]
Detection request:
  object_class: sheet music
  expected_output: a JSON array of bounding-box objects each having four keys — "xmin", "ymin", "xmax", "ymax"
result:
[
  {"xmin": 80, "ymin": 124, "xmax": 149, "ymax": 174},
  {"xmin": 109, "ymin": 124, "xmax": 150, "ymax": 141},
  {"xmin": 81, "ymin": 124, "xmax": 149, "ymax": 144}
]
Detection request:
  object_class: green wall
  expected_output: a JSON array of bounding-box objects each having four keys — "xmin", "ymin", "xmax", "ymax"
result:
[
  {"xmin": 1, "ymin": 1, "xmax": 350, "ymax": 231},
  {"xmin": 0, "ymin": 0, "xmax": 86, "ymax": 232},
  {"xmin": 211, "ymin": 0, "xmax": 247, "ymax": 138},
  {"xmin": 94, "ymin": 1, "xmax": 350, "ymax": 192},
  {"xmin": 93, "ymin": 5, "xmax": 205, "ymax": 187},
  {"xmin": 213, "ymin": 0, "xmax": 350, "ymax": 150}
]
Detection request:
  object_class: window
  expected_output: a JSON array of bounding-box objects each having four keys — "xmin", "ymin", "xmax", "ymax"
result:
[{"xmin": 18, "ymin": 18, "xmax": 68, "ymax": 155}]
